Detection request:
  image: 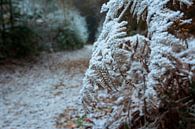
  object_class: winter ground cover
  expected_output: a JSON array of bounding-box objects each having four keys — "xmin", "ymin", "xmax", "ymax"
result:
[{"xmin": 0, "ymin": 45, "xmax": 92, "ymax": 129}]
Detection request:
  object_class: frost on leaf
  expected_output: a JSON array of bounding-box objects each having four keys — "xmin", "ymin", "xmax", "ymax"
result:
[{"xmin": 81, "ymin": 0, "xmax": 195, "ymax": 129}]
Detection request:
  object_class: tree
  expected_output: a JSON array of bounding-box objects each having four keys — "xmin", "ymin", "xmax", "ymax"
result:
[
  {"xmin": 81, "ymin": 0, "xmax": 195, "ymax": 129},
  {"xmin": 0, "ymin": 0, "xmax": 39, "ymax": 59}
]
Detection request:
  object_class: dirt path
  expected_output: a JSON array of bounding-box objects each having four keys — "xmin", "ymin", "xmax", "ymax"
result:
[{"xmin": 0, "ymin": 45, "xmax": 92, "ymax": 129}]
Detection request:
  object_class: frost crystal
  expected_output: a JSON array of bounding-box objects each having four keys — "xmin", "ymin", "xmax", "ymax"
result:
[{"xmin": 81, "ymin": 0, "xmax": 195, "ymax": 128}]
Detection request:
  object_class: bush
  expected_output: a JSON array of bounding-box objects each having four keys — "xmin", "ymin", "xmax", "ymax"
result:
[
  {"xmin": 0, "ymin": 26, "xmax": 39, "ymax": 59},
  {"xmin": 54, "ymin": 28, "xmax": 84, "ymax": 51}
]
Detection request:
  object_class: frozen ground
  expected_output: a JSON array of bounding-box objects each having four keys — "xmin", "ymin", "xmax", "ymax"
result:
[{"xmin": 0, "ymin": 45, "xmax": 92, "ymax": 129}]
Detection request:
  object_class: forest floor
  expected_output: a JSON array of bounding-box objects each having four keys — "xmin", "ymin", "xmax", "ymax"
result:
[{"xmin": 0, "ymin": 45, "xmax": 92, "ymax": 129}]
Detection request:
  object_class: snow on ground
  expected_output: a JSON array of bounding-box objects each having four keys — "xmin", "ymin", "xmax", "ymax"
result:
[{"xmin": 0, "ymin": 45, "xmax": 92, "ymax": 129}]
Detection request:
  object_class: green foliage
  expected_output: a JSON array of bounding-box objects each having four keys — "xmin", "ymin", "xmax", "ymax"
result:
[
  {"xmin": 0, "ymin": 26, "xmax": 39, "ymax": 59},
  {"xmin": 75, "ymin": 114, "xmax": 87, "ymax": 127},
  {"xmin": 54, "ymin": 28, "xmax": 84, "ymax": 51},
  {"xmin": 0, "ymin": 0, "xmax": 40, "ymax": 59}
]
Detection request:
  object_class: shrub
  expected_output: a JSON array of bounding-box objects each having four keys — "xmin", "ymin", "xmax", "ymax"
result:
[
  {"xmin": 54, "ymin": 28, "xmax": 84, "ymax": 51},
  {"xmin": 0, "ymin": 26, "xmax": 39, "ymax": 59}
]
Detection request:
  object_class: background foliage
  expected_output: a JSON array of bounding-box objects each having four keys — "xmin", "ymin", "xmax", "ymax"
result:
[{"xmin": 0, "ymin": 0, "xmax": 103, "ymax": 60}]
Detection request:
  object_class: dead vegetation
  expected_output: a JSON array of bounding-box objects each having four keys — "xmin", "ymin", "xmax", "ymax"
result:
[{"xmin": 80, "ymin": 0, "xmax": 195, "ymax": 129}]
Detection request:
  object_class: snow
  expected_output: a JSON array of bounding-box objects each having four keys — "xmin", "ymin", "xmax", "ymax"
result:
[{"xmin": 0, "ymin": 45, "xmax": 92, "ymax": 129}]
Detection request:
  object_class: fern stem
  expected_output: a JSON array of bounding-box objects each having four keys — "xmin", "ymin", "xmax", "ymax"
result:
[{"xmin": 118, "ymin": 1, "xmax": 131, "ymax": 22}]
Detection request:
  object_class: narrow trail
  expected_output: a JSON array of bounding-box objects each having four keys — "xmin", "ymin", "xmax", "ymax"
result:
[{"xmin": 0, "ymin": 45, "xmax": 92, "ymax": 129}]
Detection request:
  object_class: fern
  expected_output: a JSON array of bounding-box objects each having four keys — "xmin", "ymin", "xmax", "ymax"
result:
[{"xmin": 80, "ymin": 0, "xmax": 195, "ymax": 129}]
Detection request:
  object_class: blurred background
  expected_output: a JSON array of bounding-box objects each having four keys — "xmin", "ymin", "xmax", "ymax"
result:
[
  {"xmin": 0, "ymin": 1, "xmax": 107, "ymax": 128},
  {"xmin": 0, "ymin": 0, "xmax": 106, "ymax": 60}
]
